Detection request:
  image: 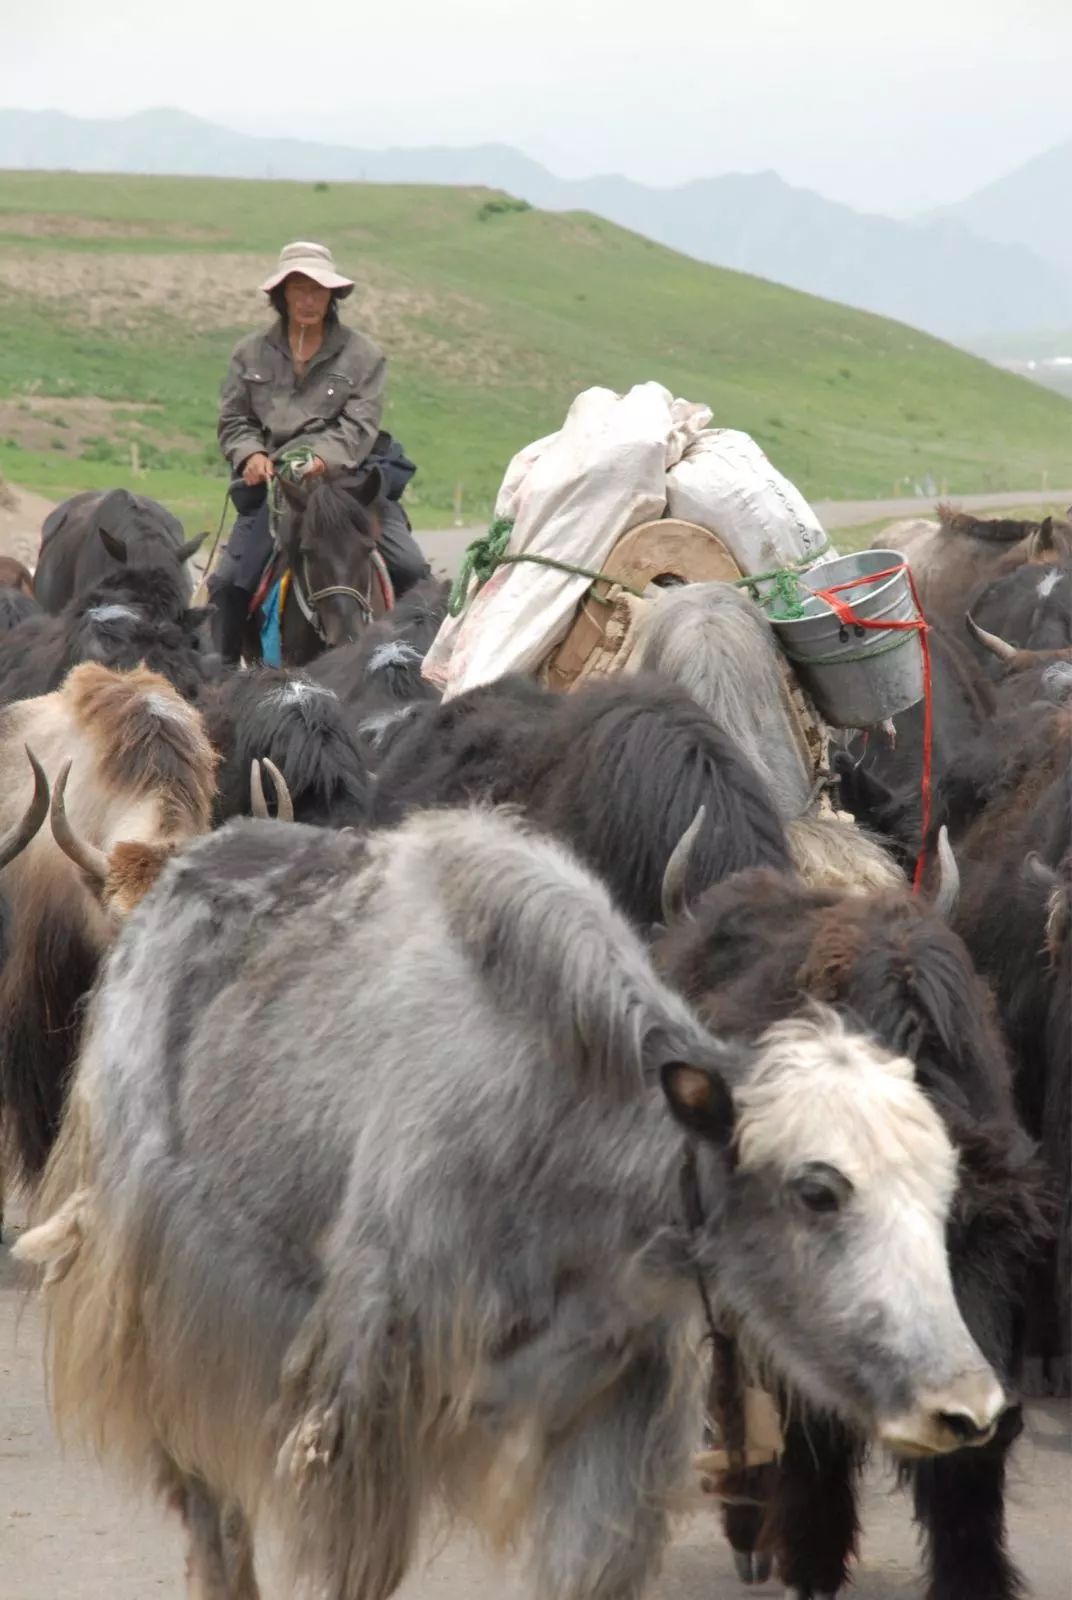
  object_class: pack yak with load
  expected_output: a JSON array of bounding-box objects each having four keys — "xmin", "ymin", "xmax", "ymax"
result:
[{"xmin": 4, "ymin": 380, "xmax": 1065, "ymax": 1600}]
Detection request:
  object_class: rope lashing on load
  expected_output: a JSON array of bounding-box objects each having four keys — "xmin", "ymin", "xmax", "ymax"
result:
[{"xmin": 448, "ymin": 518, "xmax": 646, "ymax": 617}]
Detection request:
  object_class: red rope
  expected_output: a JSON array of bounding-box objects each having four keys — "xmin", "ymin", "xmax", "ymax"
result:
[{"xmin": 809, "ymin": 564, "xmax": 933, "ymax": 894}]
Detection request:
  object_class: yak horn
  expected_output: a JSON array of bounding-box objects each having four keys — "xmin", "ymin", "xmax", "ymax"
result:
[
  {"xmin": 0, "ymin": 746, "xmax": 50, "ymax": 870},
  {"xmin": 933, "ymin": 824, "xmax": 960, "ymax": 919},
  {"xmin": 250, "ymin": 758, "xmax": 294, "ymax": 823},
  {"xmin": 1024, "ymin": 852, "xmax": 1060, "ymax": 893},
  {"xmin": 50, "ymin": 761, "xmax": 110, "ymax": 887},
  {"xmin": 661, "ymin": 805, "xmax": 706, "ymax": 925},
  {"xmin": 966, "ymin": 614, "xmax": 1017, "ymax": 663}
]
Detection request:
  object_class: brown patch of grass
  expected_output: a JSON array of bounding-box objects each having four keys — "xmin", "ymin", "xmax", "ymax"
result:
[
  {"xmin": 0, "ymin": 248, "xmax": 519, "ymax": 385},
  {"xmin": 0, "ymin": 396, "xmax": 191, "ymax": 457},
  {"xmin": 0, "ymin": 212, "xmax": 220, "ymax": 242}
]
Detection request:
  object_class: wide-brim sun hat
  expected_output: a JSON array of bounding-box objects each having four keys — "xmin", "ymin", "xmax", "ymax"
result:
[{"xmin": 260, "ymin": 241, "xmax": 355, "ymax": 298}]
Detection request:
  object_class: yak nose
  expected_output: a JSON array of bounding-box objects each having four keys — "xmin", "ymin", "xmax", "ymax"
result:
[
  {"xmin": 879, "ymin": 1372, "xmax": 1008, "ymax": 1457},
  {"xmin": 936, "ymin": 1406, "xmax": 997, "ymax": 1447}
]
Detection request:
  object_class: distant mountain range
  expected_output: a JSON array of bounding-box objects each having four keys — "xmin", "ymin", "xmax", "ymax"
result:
[
  {"xmin": 937, "ymin": 140, "xmax": 1072, "ymax": 273},
  {"xmin": 1, "ymin": 106, "xmax": 1069, "ymax": 344}
]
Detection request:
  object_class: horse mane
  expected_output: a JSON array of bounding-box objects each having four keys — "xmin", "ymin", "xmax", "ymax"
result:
[
  {"xmin": 936, "ymin": 502, "xmax": 1041, "ymax": 544},
  {"xmin": 296, "ymin": 474, "xmax": 379, "ymax": 556}
]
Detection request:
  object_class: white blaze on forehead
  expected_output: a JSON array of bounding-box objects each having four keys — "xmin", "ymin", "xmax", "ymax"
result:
[
  {"xmin": 142, "ymin": 690, "xmax": 195, "ymax": 726},
  {"xmin": 1038, "ymin": 568, "xmax": 1063, "ymax": 598},
  {"xmin": 734, "ymin": 1010, "xmax": 956, "ymax": 1215},
  {"xmin": 265, "ymin": 680, "xmax": 337, "ymax": 707},
  {"xmin": 86, "ymin": 604, "xmax": 140, "ymax": 623}
]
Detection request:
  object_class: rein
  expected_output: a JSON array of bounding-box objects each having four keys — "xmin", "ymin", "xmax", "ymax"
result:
[{"xmin": 680, "ymin": 1142, "xmax": 722, "ymax": 1353}]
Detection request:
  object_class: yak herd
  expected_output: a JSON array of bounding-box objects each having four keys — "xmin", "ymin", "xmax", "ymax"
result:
[{"xmin": 0, "ymin": 485, "xmax": 1069, "ymax": 1600}]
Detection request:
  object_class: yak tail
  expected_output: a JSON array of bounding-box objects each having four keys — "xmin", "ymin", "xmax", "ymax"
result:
[{"xmin": 787, "ymin": 815, "xmax": 904, "ymax": 894}]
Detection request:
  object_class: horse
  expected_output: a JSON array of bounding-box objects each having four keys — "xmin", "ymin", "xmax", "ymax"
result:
[{"xmin": 240, "ymin": 468, "xmax": 394, "ymax": 669}]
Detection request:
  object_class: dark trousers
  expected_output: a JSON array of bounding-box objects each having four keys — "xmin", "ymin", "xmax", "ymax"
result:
[{"xmin": 208, "ymin": 501, "xmax": 430, "ymax": 600}]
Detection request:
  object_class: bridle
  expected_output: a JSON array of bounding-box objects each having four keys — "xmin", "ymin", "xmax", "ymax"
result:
[{"xmin": 291, "ymin": 547, "xmax": 393, "ymax": 643}]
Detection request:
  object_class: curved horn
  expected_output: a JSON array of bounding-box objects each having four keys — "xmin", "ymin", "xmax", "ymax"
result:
[
  {"xmin": 178, "ymin": 532, "xmax": 208, "ymax": 563},
  {"xmin": 932, "ymin": 824, "xmax": 960, "ymax": 919},
  {"xmin": 98, "ymin": 527, "xmax": 129, "ymax": 564},
  {"xmin": 1024, "ymin": 852, "xmax": 1060, "ymax": 894},
  {"xmin": 50, "ymin": 761, "xmax": 110, "ymax": 887},
  {"xmin": 966, "ymin": 613, "xmax": 1017, "ymax": 664},
  {"xmin": 0, "ymin": 746, "xmax": 50, "ymax": 870},
  {"xmin": 250, "ymin": 758, "xmax": 294, "ymax": 823},
  {"xmin": 661, "ymin": 805, "xmax": 706, "ymax": 926}
]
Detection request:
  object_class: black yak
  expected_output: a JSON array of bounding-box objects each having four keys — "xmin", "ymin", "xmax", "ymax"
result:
[
  {"xmin": 199, "ymin": 667, "xmax": 372, "ymax": 828},
  {"xmin": 658, "ymin": 870, "xmax": 1048, "ymax": 1600},
  {"xmin": 0, "ymin": 565, "xmax": 217, "ymax": 707},
  {"xmin": 373, "ymin": 672, "xmax": 793, "ymax": 927}
]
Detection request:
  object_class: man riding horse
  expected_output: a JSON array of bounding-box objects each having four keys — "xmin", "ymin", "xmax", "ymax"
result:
[{"xmin": 210, "ymin": 240, "xmax": 430, "ymax": 666}]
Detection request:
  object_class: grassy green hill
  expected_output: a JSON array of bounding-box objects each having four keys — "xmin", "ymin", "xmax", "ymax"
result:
[{"xmin": 0, "ymin": 170, "xmax": 1070, "ymax": 533}]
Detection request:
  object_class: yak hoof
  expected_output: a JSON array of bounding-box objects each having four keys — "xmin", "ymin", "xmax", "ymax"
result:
[{"xmin": 734, "ymin": 1550, "xmax": 773, "ymax": 1585}]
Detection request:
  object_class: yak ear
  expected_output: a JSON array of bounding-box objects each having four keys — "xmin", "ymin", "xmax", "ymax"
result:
[
  {"xmin": 98, "ymin": 527, "xmax": 129, "ymax": 563},
  {"xmin": 178, "ymin": 532, "xmax": 207, "ymax": 563},
  {"xmin": 661, "ymin": 1060, "xmax": 736, "ymax": 1148},
  {"xmin": 356, "ymin": 464, "xmax": 385, "ymax": 507},
  {"xmin": 183, "ymin": 605, "xmax": 214, "ymax": 631}
]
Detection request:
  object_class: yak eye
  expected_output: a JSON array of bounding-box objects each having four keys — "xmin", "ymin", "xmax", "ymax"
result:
[{"xmin": 790, "ymin": 1162, "xmax": 853, "ymax": 1215}]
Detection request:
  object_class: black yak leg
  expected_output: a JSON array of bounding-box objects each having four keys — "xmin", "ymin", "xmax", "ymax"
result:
[
  {"xmin": 911, "ymin": 1409, "xmax": 1025, "ymax": 1600},
  {"xmin": 703, "ymin": 1331, "xmax": 775, "ymax": 1586},
  {"xmin": 529, "ymin": 1337, "xmax": 692, "ymax": 1600},
  {"xmin": 767, "ymin": 1402, "xmax": 863, "ymax": 1598},
  {"xmin": 157, "ymin": 1455, "xmax": 260, "ymax": 1600}
]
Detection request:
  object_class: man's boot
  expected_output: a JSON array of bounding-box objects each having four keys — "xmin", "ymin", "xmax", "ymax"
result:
[{"xmin": 211, "ymin": 583, "xmax": 251, "ymax": 668}]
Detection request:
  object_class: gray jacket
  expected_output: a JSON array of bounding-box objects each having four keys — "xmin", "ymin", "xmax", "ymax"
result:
[{"xmin": 217, "ymin": 318, "xmax": 386, "ymax": 473}]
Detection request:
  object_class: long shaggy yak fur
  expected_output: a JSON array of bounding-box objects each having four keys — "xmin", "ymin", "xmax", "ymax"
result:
[
  {"xmin": 930, "ymin": 699, "xmax": 1071, "ymax": 1394},
  {"xmin": 373, "ymin": 671, "xmax": 794, "ymax": 925},
  {"xmin": 0, "ymin": 662, "xmax": 217, "ymax": 1182},
  {"xmin": 632, "ymin": 582, "xmax": 903, "ymax": 892},
  {"xmin": 200, "ymin": 667, "xmax": 372, "ymax": 827},
  {"xmin": 0, "ymin": 565, "xmax": 216, "ymax": 707},
  {"xmin": 18, "ymin": 807, "xmax": 993, "ymax": 1600},
  {"xmin": 0, "ymin": 585, "xmax": 40, "ymax": 634},
  {"xmin": 658, "ymin": 870, "xmax": 1049, "ymax": 1600}
]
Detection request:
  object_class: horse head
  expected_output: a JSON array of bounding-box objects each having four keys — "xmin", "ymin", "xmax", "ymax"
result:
[{"xmin": 277, "ymin": 466, "xmax": 388, "ymax": 648}]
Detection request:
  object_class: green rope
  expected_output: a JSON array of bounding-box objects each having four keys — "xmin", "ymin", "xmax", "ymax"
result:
[
  {"xmin": 780, "ymin": 628, "xmax": 918, "ymax": 669},
  {"xmin": 268, "ymin": 445, "xmax": 320, "ymax": 544},
  {"xmin": 449, "ymin": 517, "xmax": 516, "ymax": 616},
  {"xmin": 448, "ymin": 518, "xmax": 646, "ymax": 617},
  {"xmin": 733, "ymin": 539, "xmax": 833, "ymax": 621}
]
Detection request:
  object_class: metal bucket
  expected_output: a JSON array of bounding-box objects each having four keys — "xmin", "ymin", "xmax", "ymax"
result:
[{"xmin": 768, "ymin": 550, "xmax": 924, "ymax": 729}]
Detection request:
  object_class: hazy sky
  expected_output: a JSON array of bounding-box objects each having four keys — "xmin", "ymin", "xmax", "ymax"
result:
[{"xmin": 6, "ymin": 0, "xmax": 1070, "ymax": 212}]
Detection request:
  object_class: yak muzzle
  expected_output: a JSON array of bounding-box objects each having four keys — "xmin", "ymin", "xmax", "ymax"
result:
[{"xmin": 878, "ymin": 1369, "xmax": 1009, "ymax": 1458}]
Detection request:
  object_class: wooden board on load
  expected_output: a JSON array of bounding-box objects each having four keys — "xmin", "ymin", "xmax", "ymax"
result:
[{"xmin": 544, "ymin": 518, "xmax": 743, "ymax": 693}]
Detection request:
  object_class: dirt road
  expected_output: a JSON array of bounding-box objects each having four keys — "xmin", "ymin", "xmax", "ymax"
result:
[
  {"xmin": 3, "ymin": 1220, "xmax": 1069, "ymax": 1600},
  {"xmin": 3, "ymin": 483, "xmax": 1070, "ymax": 584}
]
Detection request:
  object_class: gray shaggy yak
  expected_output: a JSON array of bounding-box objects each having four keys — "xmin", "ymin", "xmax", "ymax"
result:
[
  {"xmin": 18, "ymin": 808, "xmax": 1006, "ymax": 1600},
  {"xmin": 631, "ymin": 583, "xmax": 903, "ymax": 893}
]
